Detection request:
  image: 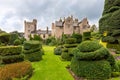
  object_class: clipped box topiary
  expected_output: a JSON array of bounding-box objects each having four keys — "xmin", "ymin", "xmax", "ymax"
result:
[
  {"xmin": 23, "ymin": 40, "xmax": 43, "ymax": 62},
  {"xmin": 71, "ymin": 40, "xmax": 117, "ymax": 80}
]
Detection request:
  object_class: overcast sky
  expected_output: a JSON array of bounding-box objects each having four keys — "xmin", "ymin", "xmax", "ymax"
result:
[{"xmin": 0, "ymin": 0, "xmax": 104, "ymax": 32}]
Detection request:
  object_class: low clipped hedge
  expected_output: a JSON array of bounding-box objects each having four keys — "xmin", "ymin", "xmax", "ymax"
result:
[
  {"xmin": 1, "ymin": 54, "xmax": 24, "ymax": 64},
  {"xmin": 64, "ymin": 44, "xmax": 78, "ymax": 48},
  {"xmin": 65, "ymin": 38, "xmax": 76, "ymax": 44},
  {"xmin": 23, "ymin": 47, "xmax": 40, "ymax": 54},
  {"xmin": 0, "ymin": 46, "xmax": 24, "ymax": 64},
  {"xmin": 61, "ymin": 52, "xmax": 72, "ymax": 61},
  {"xmin": 25, "ymin": 51, "xmax": 42, "ymax": 62},
  {"xmin": 75, "ymin": 47, "xmax": 109, "ymax": 60},
  {"xmin": 61, "ymin": 48, "xmax": 74, "ymax": 61},
  {"xmin": 0, "ymin": 46, "xmax": 22, "ymax": 56},
  {"xmin": 54, "ymin": 46, "xmax": 62, "ymax": 55},
  {"xmin": 71, "ymin": 58, "xmax": 111, "ymax": 79},
  {"xmin": 0, "ymin": 61, "xmax": 33, "ymax": 80},
  {"xmin": 23, "ymin": 40, "xmax": 41, "ymax": 50}
]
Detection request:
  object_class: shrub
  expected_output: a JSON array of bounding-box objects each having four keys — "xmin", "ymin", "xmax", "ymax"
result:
[
  {"xmin": 65, "ymin": 38, "xmax": 76, "ymax": 44},
  {"xmin": 61, "ymin": 48, "xmax": 74, "ymax": 61},
  {"xmin": 23, "ymin": 47, "xmax": 40, "ymax": 54},
  {"xmin": 33, "ymin": 34, "xmax": 42, "ymax": 41},
  {"xmin": 77, "ymin": 41, "xmax": 102, "ymax": 52},
  {"xmin": 107, "ymin": 43, "xmax": 120, "ymax": 51},
  {"xmin": 116, "ymin": 60, "xmax": 120, "ymax": 72},
  {"xmin": 2, "ymin": 54, "xmax": 24, "ymax": 64},
  {"xmin": 24, "ymin": 40, "xmax": 41, "ymax": 50},
  {"xmin": 102, "ymin": 36, "xmax": 116, "ymax": 43},
  {"xmin": 75, "ymin": 47, "xmax": 110, "ymax": 60},
  {"xmin": 71, "ymin": 59, "xmax": 111, "ymax": 79},
  {"xmin": 0, "ymin": 46, "xmax": 22, "ymax": 56},
  {"xmin": 54, "ymin": 46, "xmax": 62, "ymax": 55},
  {"xmin": 24, "ymin": 51, "xmax": 42, "ymax": 62},
  {"xmin": 111, "ymin": 72, "xmax": 120, "ymax": 77},
  {"xmin": 9, "ymin": 33, "xmax": 19, "ymax": 45},
  {"xmin": 61, "ymin": 52, "xmax": 72, "ymax": 61},
  {"xmin": 14, "ymin": 39, "xmax": 22, "ymax": 45},
  {"xmin": 91, "ymin": 32, "xmax": 102, "ymax": 40},
  {"xmin": 83, "ymin": 32, "xmax": 91, "ymax": 40},
  {"xmin": 45, "ymin": 37, "xmax": 56, "ymax": 46},
  {"xmin": 23, "ymin": 40, "xmax": 43, "ymax": 62},
  {"xmin": 64, "ymin": 44, "xmax": 78, "ymax": 48},
  {"xmin": 0, "ymin": 61, "xmax": 33, "ymax": 80},
  {"xmin": 71, "ymin": 33, "xmax": 82, "ymax": 43},
  {"xmin": 0, "ymin": 33, "xmax": 10, "ymax": 45},
  {"xmin": 112, "ymin": 30, "xmax": 120, "ymax": 37},
  {"xmin": 71, "ymin": 41, "xmax": 116, "ymax": 79}
]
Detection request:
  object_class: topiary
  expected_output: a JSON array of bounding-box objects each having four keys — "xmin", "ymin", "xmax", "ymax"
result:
[
  {"xmin": 0, "ymin": 33, "xmax": 10, "ymax": 45},
  {"xmin": 71, "ymin": 33, "xmax": 82, "ymax": 43},
  {"xmin": 71, "ymin": 40, "xmax": 116, "ymax": 79},
  {"xmin": 14, "ymin": 39, "xmax": 21, "ymax": 45},
  {"xmin": 23, "ymin": 40, "xmax": 43, "ymax": 62},
  {"xmin": 65, "ymin": 38, "xmax": 76, "ymax": 44},
  {"xmin": 83, "ymin": 32, "xmax": 91, "ymax": 40},
  {"xmin": 54, "ymin": 46, "xmax": 62, "ymax": 55}
]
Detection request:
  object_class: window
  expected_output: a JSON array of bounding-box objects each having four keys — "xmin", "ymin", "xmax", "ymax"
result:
[{"xmin": 43, "ymin": 34, "xmax": 45, "ymax": 38}]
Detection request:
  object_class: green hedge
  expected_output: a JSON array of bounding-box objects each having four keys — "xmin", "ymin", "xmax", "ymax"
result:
[
  {"xmin": 14, "ymin": 39, "xmax": 21, "ymax": 45},
  {"xmin": 23, "ymin": 40, "xmax": 41, "ymax": 50},
  {"xmin": 54, "ymin": 46, "xmax": 62, "ymax": 55},
  {"xmin": 23, "ymin": 47, "xmax": 40, "ymax": 54},
  {"xmin": 71, "ymin": 41, "xmax": 116, "ymax": 79},
  {"xmin": 24, "ymin": 51, "xmax": 42, "ymax": 62},
  {"xmin": 0, "ymin": 33, "xmax": 10, "ymax": 45},
  {"xmin": 83, "ymin": 32, "xmax": 91, "ymax": 40},
  {"xmin": 65, "ymin": 38, "xmax": 76, "ymax": 44},
  {"xmin": 71, "ymin": 58, "xmax": 111, "ymax": 80},
  {"xmin": 61, "ymin": 48, "xmax": 74, "ymax": 61},
  {"xmin": 71, "ymin": 33, "xmax": 82, "ymax": 43},
  {"xmin": 1, "ymin": 54, "xmax": 24, "ymax": 64},
  {"xmin": 102, "ymin": 36, "xmax": 116, "ymax": 43},
  {"xmin": 0, "ymin": 46, "xmax": 22, "ymax": 56},
  {"xmin": 75, "ymin": 47, "xmax": 109, "ymax": 60},
  {"xmin": 77, "ymin": 41, "xmax": 102, "ymax": 52},
  {"xmin": 107, "ymin": 43, "xmax": 120, "ymax": 51},
  {"xmin": 61, "ymin": 52, "xmax": 72, "ymax": 61},
  {"xmin": 64, "ymin": 44, "xmax": 78, "ymax": 48}
]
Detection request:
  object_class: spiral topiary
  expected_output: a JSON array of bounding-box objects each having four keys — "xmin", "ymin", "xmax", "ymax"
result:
[{"xmin": 71, "ymin": 41, "xmax": 117, "ymax": 80}]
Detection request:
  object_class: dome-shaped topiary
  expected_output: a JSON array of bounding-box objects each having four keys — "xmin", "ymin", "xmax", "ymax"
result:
[
  {"xmin": 71, "ymin": 40, "xmax": 116, "ymax": 80},
  {"xmin": 78, "ymin": 41, "xmax": 102, "ymax": 52}
]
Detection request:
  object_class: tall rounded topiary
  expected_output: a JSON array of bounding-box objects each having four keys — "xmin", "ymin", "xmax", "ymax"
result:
[
  {"xmin": 99, "ymin": 0, "xmax": 120, "ymax": 52},
  {"xmin": 71, "ymin": 41, "xmax": 116, "ymax": 80}
]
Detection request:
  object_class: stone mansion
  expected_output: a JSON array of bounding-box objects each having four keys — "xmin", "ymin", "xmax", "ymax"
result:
[
  {"xmin": 24, "ymin": 16, "xmax": 90, "ymax": 40},
  {"xmin": 52, "ymin": 16, "xmax": 90, "ymax": 38}
]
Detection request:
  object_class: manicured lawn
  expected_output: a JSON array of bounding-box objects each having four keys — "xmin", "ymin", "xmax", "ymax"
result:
[{"xmin": 30, "ymin": 46, "xmax": 74, "ymax": 80}]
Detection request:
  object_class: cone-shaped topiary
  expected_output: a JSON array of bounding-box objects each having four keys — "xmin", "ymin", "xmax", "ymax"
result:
[{"xmin": 71, "ymin": 41, "xmax": 117, "ymax": 80}]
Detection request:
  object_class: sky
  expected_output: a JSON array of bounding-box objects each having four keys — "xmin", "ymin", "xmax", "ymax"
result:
[{"xmin": 0, "ymin": 0, "xmax": 105, "ymax": 32}]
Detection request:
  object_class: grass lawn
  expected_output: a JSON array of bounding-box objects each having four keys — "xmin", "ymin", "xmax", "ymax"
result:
[{"xmin": 30, "ymin": 46, "xmax": 74, "ymax": 80}]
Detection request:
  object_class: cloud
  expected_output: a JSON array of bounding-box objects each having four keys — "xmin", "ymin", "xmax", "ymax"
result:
[{"xmin": 0, "ymin": 0, "xmax": 104, "ymax": 32}]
